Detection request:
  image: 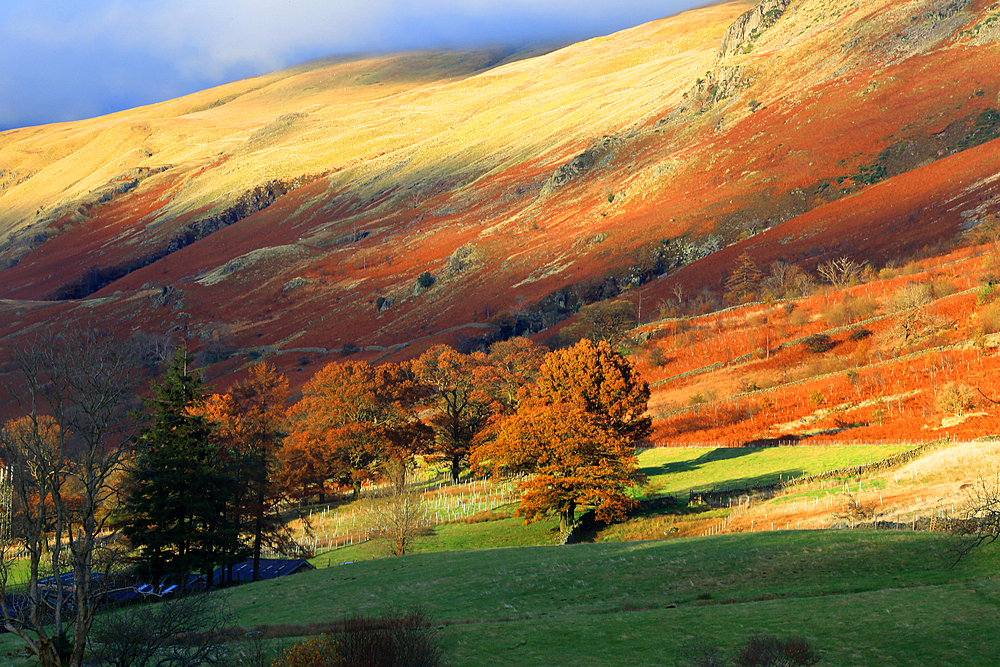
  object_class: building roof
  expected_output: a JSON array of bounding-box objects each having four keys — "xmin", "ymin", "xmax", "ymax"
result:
[{"xmin": 212, "ymin": 558, "xmax": 314, "ymax": 585}]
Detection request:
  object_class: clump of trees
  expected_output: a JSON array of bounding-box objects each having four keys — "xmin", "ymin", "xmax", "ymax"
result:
[
  {"xmin": 0, "ymin": 324, "xmax": 650, "ymax": 664},
  {"xmin": 279, "ymin": 337, "xmax": 648, "ymax": 535},
  {"xmin": 0, "ymin": 330, "xmax": 145, "ymax": 667}
]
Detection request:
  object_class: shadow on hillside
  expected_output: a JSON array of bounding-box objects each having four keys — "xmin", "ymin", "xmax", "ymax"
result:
[{"xmin": 640, "ymin": 446, "xmax": 759, "ymax": 479}]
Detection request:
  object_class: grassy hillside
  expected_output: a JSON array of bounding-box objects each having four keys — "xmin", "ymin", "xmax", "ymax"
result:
[
  {"xmin": 18, "ymin": 531, "xmax": 989, "ymax": 667},
  {"xmin": 0, "ymin": 439, "xmax": 996, "ymax": 666}
]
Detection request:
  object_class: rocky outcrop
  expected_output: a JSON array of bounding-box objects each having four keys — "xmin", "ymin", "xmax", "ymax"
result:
[
  {"xmin": 717, "ymin": 0, "xmax": 790, "ymax": 58},
  {"xmin": 543, "ymin": 136, "xmax": 621, "ymax": 193}
]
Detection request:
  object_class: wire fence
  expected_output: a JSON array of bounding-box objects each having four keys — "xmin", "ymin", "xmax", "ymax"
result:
[{"xmin": 271, "ymin": 473, "xmax": 528, "ymax": 557}]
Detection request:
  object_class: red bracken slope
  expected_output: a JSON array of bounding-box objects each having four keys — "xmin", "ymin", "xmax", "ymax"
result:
[{"xmin": 1, "ymin": 0, "xmax": 1000, "ymax": 403}]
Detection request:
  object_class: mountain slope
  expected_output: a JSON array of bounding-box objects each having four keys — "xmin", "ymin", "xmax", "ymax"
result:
[{"xmin": 1, "ymin": 0, "xmax": 999, "ymax": 398}]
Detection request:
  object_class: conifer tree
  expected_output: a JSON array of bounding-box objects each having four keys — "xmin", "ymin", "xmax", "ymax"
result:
[
  {"xmin": 724, "ymin": 251, "xmax": 763, "ymax": 303},
  {"xmin": 121, "ymin": 349, "xmax": 237, "ymax": 589}
]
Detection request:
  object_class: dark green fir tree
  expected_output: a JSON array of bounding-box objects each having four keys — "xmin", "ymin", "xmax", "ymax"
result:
[{"xmin": 120, "ymin": 348, "xmax": 238, "ymax": 590}]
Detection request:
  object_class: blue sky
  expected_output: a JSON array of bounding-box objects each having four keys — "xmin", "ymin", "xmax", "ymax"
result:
[{"xmin": 0, "ymin": 0, "xmax": 707, "ymax": 132}]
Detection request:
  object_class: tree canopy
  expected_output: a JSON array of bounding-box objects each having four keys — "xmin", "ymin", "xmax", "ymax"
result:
[
  {"xmin": 282, "ymin": 360, "xmax": 430, "ymax": 498},
  {"xmin": 472, "ymin": 403, "xmax": 639, "ymax": 532},
  {"xmin": 534, "ymin": 338, "xmax": 652, "ymax": 442}
]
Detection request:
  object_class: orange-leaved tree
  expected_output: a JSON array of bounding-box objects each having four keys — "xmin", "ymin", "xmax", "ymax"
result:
[
  {"xmin": 472, "ymin": 338, "xmax": 649, "ymax": 532},
  {"xmin": 484, "ymin": 337, "xmax": 547, "ymax": 413},
  {"xmin": 200, "ymin": 362, "xmax": 292, "ymax": 582},
  {"xmin": 282, "ymin": 360, "xmax": 430, "ymax": 500},
  {"xmin": 412, "ymin": 345, "xmax": 496, "ymax": 481},
  {"xmin": 534, "ymin": 338, "xmax": 652, "ymax": 441},
  {"xmin": 472, "ymin": 403, "xmax": 639, "ymax": 532}
]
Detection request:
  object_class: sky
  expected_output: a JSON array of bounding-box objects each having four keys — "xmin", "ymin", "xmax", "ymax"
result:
[{"xmin": 0, "ymin": 0, "xmax": 708, "ymax": 132}]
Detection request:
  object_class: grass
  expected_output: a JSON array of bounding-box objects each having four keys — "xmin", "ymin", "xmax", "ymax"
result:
[
  {"xmin": 217, "ymin": 529, "xmax": 1000, "ymax": 666},
  {"xmin": 636, "ymin": 445, "xmax": 913, "ymax": 497},
  {"xmin": 308, "ymin": 510, "xmax": 562, "ymax": 564}
]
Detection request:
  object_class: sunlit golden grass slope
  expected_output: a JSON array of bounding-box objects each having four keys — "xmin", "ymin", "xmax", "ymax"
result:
[{"xmin": 0, "ymin": 2, "xmax": 743, "ymax": 246}]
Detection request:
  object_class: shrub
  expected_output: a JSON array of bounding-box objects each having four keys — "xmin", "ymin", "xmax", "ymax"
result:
[
  {"xmin": 335, "ymin": 609, "xmax": 442, "ymax": 667},
  {"xmin": 733, "ymin": 634, "xmax": 820, "ymax": 666},
  {"xmin": 977, "ymin": 283, "xmax": 996, "ymax": 307},
  {"xmin": 937, "ymin": 382, "xmax": 976, "ymax": 415},
  {"xmin": 980, "ymin": 300, "xmax": 1000, "ymax": 334},
  {"xmin": 929, "ymin": 278, "xmax": 957, "ymax": 299},
  {"xmin": 849, "ymin": 328, "xmax": 872, "ymax": 341},
  {"xmin": 820, "ymin": 295, "xmax": 876, "ymax": 326},
  {"xmin": 788, "ymin": 308, "xmax": 810, "ymax": 327},
  {"xmin": 277, "ymin": 635, "xmax": 340, "ymax": 667},
  {"xmin": 803, "ymin": 334, "xmax": 835, "ymax": 353},
  {"xmin": 647, "ymin": 346, "xmax": 666, "ymax": 368},
  {"xmin": 416, "ymin": 271, "xmax": 435, "ymax": 289},
  {"xmin": 808, "ymin": 389, "xmax": 826, "ymax": 407}
]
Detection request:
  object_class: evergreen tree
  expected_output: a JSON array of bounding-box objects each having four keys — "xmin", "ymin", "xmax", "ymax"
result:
[
  {"xmin": 120, "ymin": 349, "xmax": 237, "ymax": 589},
  {"xmin": 725, "ymin": 251, "xmax": 763, "ymax": 303}
]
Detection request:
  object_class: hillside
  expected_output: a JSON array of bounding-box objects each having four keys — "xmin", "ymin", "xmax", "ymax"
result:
[{"xmin": 2, "ymin": 0, "xmax": 1000, "ymax": 411}]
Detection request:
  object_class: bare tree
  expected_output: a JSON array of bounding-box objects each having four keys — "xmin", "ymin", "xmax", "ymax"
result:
[
  {"xmin": 0, "ymin": 329, "xmax": 144, "ymax": 667},
  {"xmin": 368, "ymin": 459, "xmax": 427, "ymax": 556},
  {"xmin": 950, "ymin": 476, "xmax": 1000, "ymax": 565},
  {"xmin": 88, "ymin": 594, "xmax": 233, "ymax": 667},
  {"xmin": 817, "ymin": 256, "xmax": 865, "ymax": 287},
  {"xmin": 884, "ymin": 283, "xmax": 943, "ymax": 347}
]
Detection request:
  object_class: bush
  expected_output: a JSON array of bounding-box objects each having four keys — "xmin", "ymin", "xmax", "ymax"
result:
[
  {"xmin": 937, "ymin": 382, "xmax": 976, "ymax": 415},
  {"xmin": 335, "ymin": 609, "xmax": 442, "ymax": 667},
  {"xmin": 820, "ymin": 295, "xmax": 876, "ymax": 326},
  {"xmin": 788, "ymin": 308, "xmax": 810, "ymax": 327},
  {"xmin": 979, "ymin": 299, "xmax": 1000, "ymax": 334},
  {"xmin": 277, "ymin": 635, "xmax": 340, "ymax": 667},
  {"xmin": 849, "ymin": 328, "xmax": 872, "ymax": 341},
  {"xmin": 803, "ymin": 334, "xmax": 835, "ymax": 353},
  {"xmin": 416, "ymin": 271, "xmax": 435, "ymax": 289},
  {"xmin": 275, "ymin": 610, "xmax": 442, "ymax": 667},
  {"xmin": 733, "ymin": 635, "xmax": 820, "ymax": 667},
  {"xmin": 977, "ymin": 283, "xmax": 996, "ymax": 307}
]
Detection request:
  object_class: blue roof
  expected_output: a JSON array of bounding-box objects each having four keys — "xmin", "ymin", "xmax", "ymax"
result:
[{"xmin": 212, "ymin": 558, "xmax": 314, "ymax": 585}]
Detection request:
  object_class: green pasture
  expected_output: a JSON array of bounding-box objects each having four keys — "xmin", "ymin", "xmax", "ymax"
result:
[
  {"xmin": 636, "ymin": 445, "xmax": 913, "ymax": 497},
  {"xmin": 226, "ymin": 529, "xmax": 1000, "ymax": 666},
  {"xmin": 310, "ymin": 510, "xmax": 562, "ymax": 564},
  {"xmin": 1, "ymin": 443, "xmax": 991, "ymax": 666}
]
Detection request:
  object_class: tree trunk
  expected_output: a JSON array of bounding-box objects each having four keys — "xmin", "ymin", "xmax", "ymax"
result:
[
  {"xmin": 560, "ymin": 501, "xmax": 577, "ymax": 534},
  {"xmin": 252, "ymin": 489, "xmax": 264, "ymax": 582},
  {"xmin": 450, "ymin": 456, "xmax": 461, "ymax": 482}
]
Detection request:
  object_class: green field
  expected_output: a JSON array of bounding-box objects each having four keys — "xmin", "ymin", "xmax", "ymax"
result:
[
  {"xmin": 1, "ymin": 443, "xmax": 991, "ymax": 667},
  {"xmin": 636, "ymin": 445, "xmax": 913, "ymax": 497},
  {"xmin": 236, "ymin": 531, "xmax": 1000, "ymax": 666}
]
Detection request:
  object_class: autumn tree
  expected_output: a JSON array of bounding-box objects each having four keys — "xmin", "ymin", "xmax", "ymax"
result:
[
  {"xmin": 534, "ymin": 338, "xmax": 652, "ymax": 441},
  {"xmin": 472, "ymin": 404, "xmax": 640, "ymax": 532},
  {"xmin": 472, "ymin": 338, "xmax": 650, "ymax": 532},
  {"xmin": 576, "ymin": 299, "xmax": 638, "ymax": 345},
  {"xmin": 121, "ymin": 349, "xmax": 237, "ymax": 591},
  {"xmin": 201, "ymin": 362, "xmax": 293, "ymax": 582},
  {"xmin": 0, "ymin": 329, "xmax": 144, "ymax": 667},
  {"xmin": 724, "ymin": 251, "xmax": 763, "ymax": 303},
  {"xmin": 282, "ymin": 361, "xmax": 430, "ymax": 499},
  {"xmin": 484, "ymin": 337, "xmax": 547, "ymax": 413},
  {"xmin": 412, "ymin": 346, "xmax": 495, "ymax": 481}
]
